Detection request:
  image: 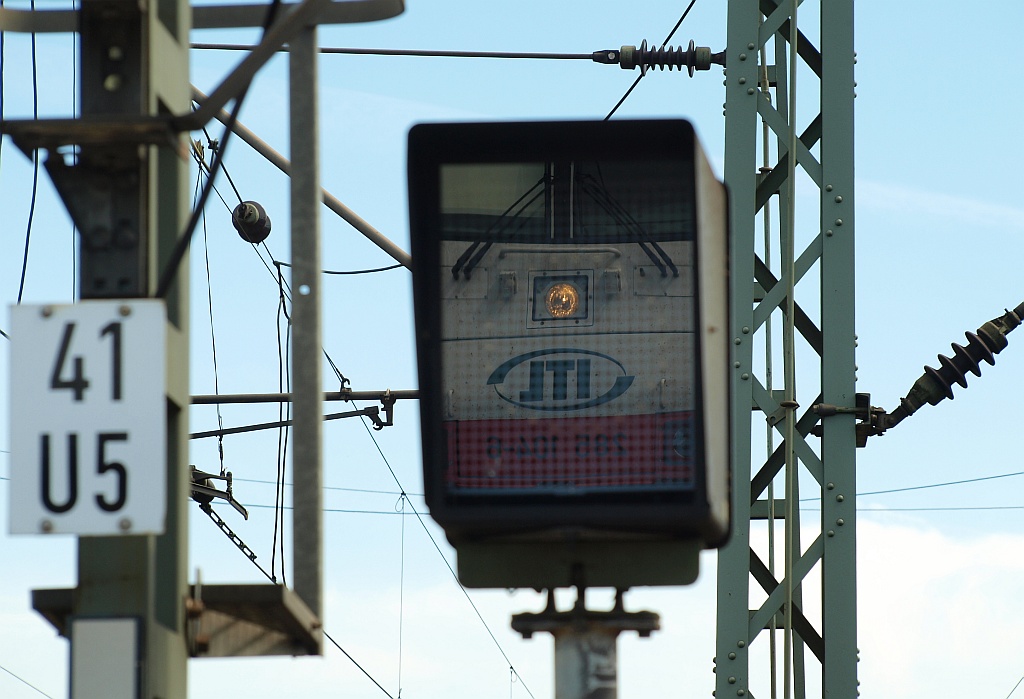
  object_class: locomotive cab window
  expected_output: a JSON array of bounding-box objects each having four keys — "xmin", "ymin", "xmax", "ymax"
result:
[{"xmin": 439, "ymin": 160, "xmax": 696, "ymax": 244}]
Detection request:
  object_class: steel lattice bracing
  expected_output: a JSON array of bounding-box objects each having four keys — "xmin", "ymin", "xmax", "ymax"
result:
[{"xmin": 716, "ymin": 0, "xmax": 857, "ymax": 697}]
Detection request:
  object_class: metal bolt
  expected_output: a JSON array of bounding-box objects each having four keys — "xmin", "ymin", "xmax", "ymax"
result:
[
  {"xmin": 734, "ymin": 361, "xmax": 741, "ymax": 368},
  {"xmin": 835, "ymin": 218, "xmax": 843, "ymax": 226},
  {"xmin": 737, "ymin": 640, "xmax": 746, "ymax": 648},
  {"xmin": 836, "ymin": 494, "xmax": 845, "ymax": 502},
  {"xmin": 119, "ymin": 518, "xmax": 132, "ymax": 532},
  {"xmin": 739, "ymin": 77, "xmax": 746, "ymax": 84},
  {"xmin": 826, "ymin": 229, "xmax": 834, "ymax": 237},
  {"xmin": 108, "ymin": 46, "xmax": 124, "ymax": 61},
  {"xmin": 825, "ymin": 184, "xmax": 834, "ymax": 192},
  {"xmin": 739, "ymin": 53, "xmax": 747, "ymax": 61},
  {"xmin": 734, "ymin": 338, "xmax": 742, "ymax": 345},
  {"xmin": 41, "ymin": 306, "xmax": 53, "ymax": 318},
  {"xmin": 827, "ymin": 530, "xmax": 835, "ymax": 537},
  {"xmin": 747, "ymin": 88, "xmax": 755, "ymax": 95},
  {"xmin": 738, "ymin": 691, "xmax": 746, "ymax": 697},
  {"xmin": 40, "ymin": 519, "xmax": 54, "ymax": 533},
  {"xmin": 741, "ymin": 373, "xmax": 750, "ymax": 380},
  {"xmin": 728, "ymin": 677, "xmax": 737, "ymax": 684},
  {"xmin": 742, "ymin": 326, "xmax": 750, "ymax": 334},
  {"xmin": 827, "ymin": 482, "xmax": 835, "ymax": 490},
  {"xmin": 119, "ymin": 305, "xmax": 132, "ymax": 317},
  {"xmin": 728, "ymin": 652, "xmax": 736, "ymax": 660},
  {"xmin": 836, "ymin": 518, "xmax": 845, "ymax": 526},
  {"xmin": 835, "ymin": 195, "xmax": 843, "ymax": 203},
  {"xmin": 747, "ymin": 43, "xmax": 755, "ymax": 50},
  {"xmin": 104, "ymin": 74, "xmax": 123, "ymax": 92}
]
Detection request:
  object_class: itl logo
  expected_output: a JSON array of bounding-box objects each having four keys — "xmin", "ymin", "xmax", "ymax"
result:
[{"xmin": 486, "ymin": 349, "xmax": 634, "ymax": 411}]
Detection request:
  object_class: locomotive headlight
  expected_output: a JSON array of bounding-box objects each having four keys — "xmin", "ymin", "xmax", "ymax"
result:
[
  {"xmin": 545, "ymin": 282, "xmax": 580, "ymax": 318},
  {"xmin": 530, "ymin": 273, "xmax": 591, "ymax": 325}
]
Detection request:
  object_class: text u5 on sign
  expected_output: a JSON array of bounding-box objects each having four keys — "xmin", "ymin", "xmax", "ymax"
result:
[{"xmin": 8, "ymin": 300, "xmax": 166, "ymax": 536}]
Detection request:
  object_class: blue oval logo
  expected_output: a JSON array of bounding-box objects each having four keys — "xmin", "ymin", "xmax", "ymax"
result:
[{"xmin": 486, "ymin": 348, "xmax": 634, "ymax": 411}]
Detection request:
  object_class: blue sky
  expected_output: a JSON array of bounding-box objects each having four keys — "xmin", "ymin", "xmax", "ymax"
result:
[{"xmin": 3, "ymin": 1, "xmax": 1024, "ymax": 697}]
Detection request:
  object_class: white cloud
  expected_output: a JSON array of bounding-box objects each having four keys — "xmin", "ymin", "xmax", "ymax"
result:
[
  {"xmin": 858, "ymin": 180, "xmax": 1024, "ymax": 234},
  {"xmin": 5, "ymin": 516, "xmax": 1024, "ymax": 698},
  {"xmin": 858, "ymin": 518, "xmax": 1024, "ymax": 697}
]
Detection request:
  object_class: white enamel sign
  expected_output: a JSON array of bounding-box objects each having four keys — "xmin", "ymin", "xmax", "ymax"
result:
[{"xmin": 8, "ymin": 301, "xmax": 166, "ymax": 535}]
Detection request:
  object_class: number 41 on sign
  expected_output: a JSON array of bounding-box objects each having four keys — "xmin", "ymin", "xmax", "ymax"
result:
[{"xmin": 8, "ymin": 301, "xmax": 166, "ymax": 536}]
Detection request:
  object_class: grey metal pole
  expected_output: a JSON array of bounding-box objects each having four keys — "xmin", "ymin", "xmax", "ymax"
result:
[
  {"xmin": 552, "ymin": 628, "xmax": 618, "ymax": 699},
  {"xmin": 289, "ymin": 23, "xmax": 325, "ymax": 637},
  {"xmin": 512, "ymin": 592, "xmax": 658, "ymax": 699}
]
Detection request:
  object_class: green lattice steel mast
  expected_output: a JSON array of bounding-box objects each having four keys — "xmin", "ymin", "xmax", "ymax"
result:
[{"xmin": 717, "ymin": 0, "xmax": 858, "ymax": 696}]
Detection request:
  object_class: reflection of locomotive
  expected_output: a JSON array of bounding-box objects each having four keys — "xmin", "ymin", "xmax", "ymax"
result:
[
  {"xmin": 410, "ymin": 120, "xmax": 730, "ymax": 571},
  {"xmin": 438, "ymin": 158, "xmax": 700, "ymax": 492}
]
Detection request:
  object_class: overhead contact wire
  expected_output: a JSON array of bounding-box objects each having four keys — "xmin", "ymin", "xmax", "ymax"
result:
[
  {"xmin": 154, "ymin": 0, "xmax": 282, "ymax": 299},
  {"xmin": 193, "ymin": 43, "xmax": 596, "ymax": 60},
  {"xmin": 605, "ymin": 0, "xmax": 699, "ymax": 120},
  {"xmin": 272, "ymin": 262, "xmax": 291, "ymax": 584},
  {"xmin": 16, "ymin": 0, "xmax": 39, "ymax": 303},
  {"xmin": 196, "ymin": 165, "xmax": 227, "ymax": 476},
  {"xmin": 349, "ymin": 403, "xmax": 537, "ymax": 699},
  {"xmin": 202, "ymin": 126, "xmax": 244, "ymax": 204},
  {"xmin": 323, "ymin": 630, "xmax": 396, "ymax": 699},
  {"xmin": 70, "ymin": 0, "xmax": 78, "ymax": 299},
  {"xmin": 0, "ymin": 661, "xmax": 53, "ymax": 698},
  {"xmin": 397, "ymin": 493, "xmax": 407, "ymax": 699}
]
